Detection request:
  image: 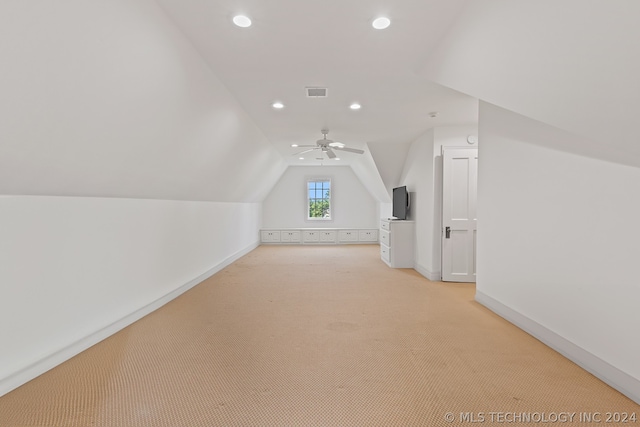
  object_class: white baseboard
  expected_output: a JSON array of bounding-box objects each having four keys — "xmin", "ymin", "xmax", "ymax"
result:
[
  {"xmin": 414, "ymin": 263, "xmax": 441, "ymax": 281},
  {"xmin": 475, "ymin": 290, "xmax": 640, "ymax": 405},
  {"xmin": 0, "ymin": 240, "xmax": 259, "ymax": 398}
]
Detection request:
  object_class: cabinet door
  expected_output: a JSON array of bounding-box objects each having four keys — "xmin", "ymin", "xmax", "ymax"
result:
[
  {"xmin": 280, "ymin": 231, "xmax": 300, "ymax": 243},
  {"xmin": 287, "ymin": 231, "xmax": 301, "ymax": 243},
  {"xmin": 358, "ymin": 230, "xmax": 378, "ymax": 242},
  {"xmin": 261, "ymin": 231, "xmax": 281, "ymax": 243},
  {"xmin": 338, "ymin": 230, "xmax": 358, "ymax": 242},
  {"xmin": 303, "ymin": 231, "xmax": 319, "ymax": 243},
  {"xmin": 320, "ymin": 230, "xmax": 336, "ymax": 243}
]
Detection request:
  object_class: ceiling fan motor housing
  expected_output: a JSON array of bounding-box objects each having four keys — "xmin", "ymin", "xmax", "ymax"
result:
[{"xmin": 294, "ymin": 129, "xmax": 364, "ymax": 158}]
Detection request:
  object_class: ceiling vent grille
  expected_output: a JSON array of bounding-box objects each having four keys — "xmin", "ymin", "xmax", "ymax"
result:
[{"xmin": 306, "ymin": 87, "xmax": 328, "ymax": 98}]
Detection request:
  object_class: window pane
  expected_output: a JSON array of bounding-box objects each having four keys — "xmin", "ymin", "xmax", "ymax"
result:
[{"xmin": 307, "ymin": 180, "xmax": 331, "ymax": 219}]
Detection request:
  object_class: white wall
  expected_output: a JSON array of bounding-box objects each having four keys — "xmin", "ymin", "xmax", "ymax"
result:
[
  {"xmin": 0, "ymin": 196, "xmax": 261, "ymax": 396},
  {"xmin": 379, "ymin": 202, "xmax": 392, "ymax": 220},
  {"xmin": 0, "ymin": 0, "xmax": 286, "ymax": 396},
  {"xmin": 398, "ymin": 130, "xmax": 435, "ymax": 275},
  {"xmin": 262, "ymin": 166, "xmax": 378, "ymax": 229},
  {"xmin": 398, "ymin": 126, "xmax": 477, "ymax": 280},
  {"xmin": 476, "ymin": 102, "xmax": 640, "ymax": 403}
]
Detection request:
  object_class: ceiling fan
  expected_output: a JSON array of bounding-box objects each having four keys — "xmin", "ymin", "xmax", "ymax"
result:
[{"xmin": 293, "ymin": 129, "xmax": 364, "ymax": 159}]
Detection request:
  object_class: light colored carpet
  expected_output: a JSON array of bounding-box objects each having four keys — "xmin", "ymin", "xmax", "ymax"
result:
[{"xmin": 0, "ymin": 244, "xmax": 637, "ymax": 426}]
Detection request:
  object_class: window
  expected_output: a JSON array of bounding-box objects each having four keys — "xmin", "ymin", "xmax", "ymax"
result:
[{"xmin": 307, "ymin": 179, "xmax": 331, "ymax": 220}]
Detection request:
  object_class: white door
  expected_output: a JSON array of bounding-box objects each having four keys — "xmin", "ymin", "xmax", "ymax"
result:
[{"xmin": 442, "ymin": 148, "xmax": 478, "ymax": 282}]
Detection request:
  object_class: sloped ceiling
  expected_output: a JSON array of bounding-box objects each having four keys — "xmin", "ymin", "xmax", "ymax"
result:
[
  {"xmin": 155, "ymin": 0, "xmax": 478, "ymax": 164},
  {"xmin": 156, "ymin": 0, "xmax": 480, "ymax": 201},
  {"xmin": 2, "ymin": 1, "xmax": 505, "ymax": 204},
  {"xmin": 0, "ymin": 0, "xmax": 285, "ymax": 202},
  {"xmin": 368, "ymin": 141, "xmax": 413, "ymax": 197},
  {"xmin": 419, "ymin": 0, "xmax": 640, "ymax": 168},
  {"xmin": 7, "ymin": 2, "xmax": 635, "ymax": 204}
]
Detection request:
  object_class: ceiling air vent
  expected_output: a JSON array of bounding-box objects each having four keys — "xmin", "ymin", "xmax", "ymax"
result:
[{"xmin": 306, "ymin": 87, "xmax": 328, "ymax": 98}]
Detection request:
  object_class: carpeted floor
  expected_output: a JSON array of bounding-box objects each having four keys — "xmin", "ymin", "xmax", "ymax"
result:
[{"xmin": 0, "ymin": 244, "xmax": 637, "ymax": 426}]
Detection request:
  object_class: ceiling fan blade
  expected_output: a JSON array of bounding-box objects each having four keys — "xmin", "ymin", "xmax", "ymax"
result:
[
  {"xmin": 333, "ymin": 146, "xmax": 364, "ymax": 154},
  {"xmin": 294, "ymin": 148, "xmax": 319, "ymax": 155},
  {"xmin": 294, "ymin": 144, "xmax": 317, "ymax": 147},
  {"xmin": 325, "ymin": 148, "xmax": 337, "ymax": 159}
]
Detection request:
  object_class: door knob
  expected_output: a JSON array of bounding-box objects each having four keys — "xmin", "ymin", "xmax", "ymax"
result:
[{"xmin": 445, "ymin": 226, "xmax": 451, "ymax": 239}]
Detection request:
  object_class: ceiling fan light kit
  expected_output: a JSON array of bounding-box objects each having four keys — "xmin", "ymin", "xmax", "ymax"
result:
[
  {"xmin": 285, "ymin": 84, "xmax": 368, "ymax": 161},
  {"xmin": 293, "ymin": 129, "xmax": 364, "ymax": 160}
]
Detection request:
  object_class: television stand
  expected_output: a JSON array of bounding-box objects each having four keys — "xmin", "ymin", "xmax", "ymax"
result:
[{"xmin": 379, "ymin": 218, "xmax": 414, "ymax": 268}]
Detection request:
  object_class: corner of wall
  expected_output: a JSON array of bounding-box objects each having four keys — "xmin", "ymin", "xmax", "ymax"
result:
[{"xmin": 414, "ymin": 262, "xmax": 441, "ymax": 282}]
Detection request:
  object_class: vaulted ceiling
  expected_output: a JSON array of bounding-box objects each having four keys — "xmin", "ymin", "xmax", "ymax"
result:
[
  {"xmin": 156, "ymin": 0, "xmax": 479, "ymax": 167},
  {"xmin": 2, "ymin": 1, "xmax": 638, "ymax": 204},
  {"xmin": 155, "ymin": 0, "xmax": 480, "ymax": 202}
]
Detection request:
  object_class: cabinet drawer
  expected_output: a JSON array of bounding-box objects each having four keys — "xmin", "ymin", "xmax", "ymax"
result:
[
  {"xmin": 380, "ymin": 220, "xmax": 390, "ymax": 231},
  {"xmin": 380, "ymin": 244, "xmax": 390, "ymax": 262},
  {"xmin": 379, "ymin": 229, "xmax": 390, "ymax": 246}
]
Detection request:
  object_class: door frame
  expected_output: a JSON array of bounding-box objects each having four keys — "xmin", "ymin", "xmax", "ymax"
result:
[{"xmin": 441, "ymin": 146, "xmax": 478, "ymax": 282}]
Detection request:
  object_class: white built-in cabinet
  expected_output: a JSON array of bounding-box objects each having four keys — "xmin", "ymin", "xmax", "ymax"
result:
[
  {"xmin": 280, "ymin": 230, "xmax": 301, "ymax": 243},
  {"xmin": 261, "ymin": 228, "xmax": 378, "ymax": 245},
  {"xmin": 339, "ymin": 230, "xmax": 358, "ymax": 242},
  {"xmin": 303, "ymin": 230, "xmax": 320, "ymax": 243},
  {"xmin": 358, "ymin": 230, "xmax": 377, "ymax": 241},
  {"xmin": 379, "ymin": 219, "xmax": 415, "ymax": 268},
  {"xmin": 260, "ymin": 230, "xmax": 281, "ymax": 243}
]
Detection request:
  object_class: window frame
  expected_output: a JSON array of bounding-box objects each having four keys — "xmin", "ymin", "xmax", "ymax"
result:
[{"xmin": 306, "ymin": 178, "xmax": 332, "ymax": 221}]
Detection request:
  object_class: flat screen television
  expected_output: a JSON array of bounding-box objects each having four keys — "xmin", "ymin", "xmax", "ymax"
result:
[{"xmin": 392, "ymin": 186, "xmax": 409, "ymax": 220}]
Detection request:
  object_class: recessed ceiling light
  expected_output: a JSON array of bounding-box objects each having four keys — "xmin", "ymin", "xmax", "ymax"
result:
[
  {"xmin": 299, "ymin": 157, "xmax": 305, "ymax": 160},
  {"xmin": 272, "ymin": 101, "xmax": 284, "ymax": 109},
  {"xmin": 349, "ymin": 103, "xmax": 361, "ymax": 110},
  {"xmin": 291, "ymin": 144, "xmax": 299, "ymax": 147},
  {"xmin": 372, "ymin": 17, "xmax": 391, "ymax": 30},
  {"xmin": 233, "ymin": 15, "xmax": 252, "ymax": 27},
  {"xmin": 334, "ymin": 158, "xmax": 341, "ymax": 161}
]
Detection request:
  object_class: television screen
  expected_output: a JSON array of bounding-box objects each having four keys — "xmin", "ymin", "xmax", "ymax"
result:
[{"xmin": 392, "ymin": 186, "xmax": 409, "ymax": 220}]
